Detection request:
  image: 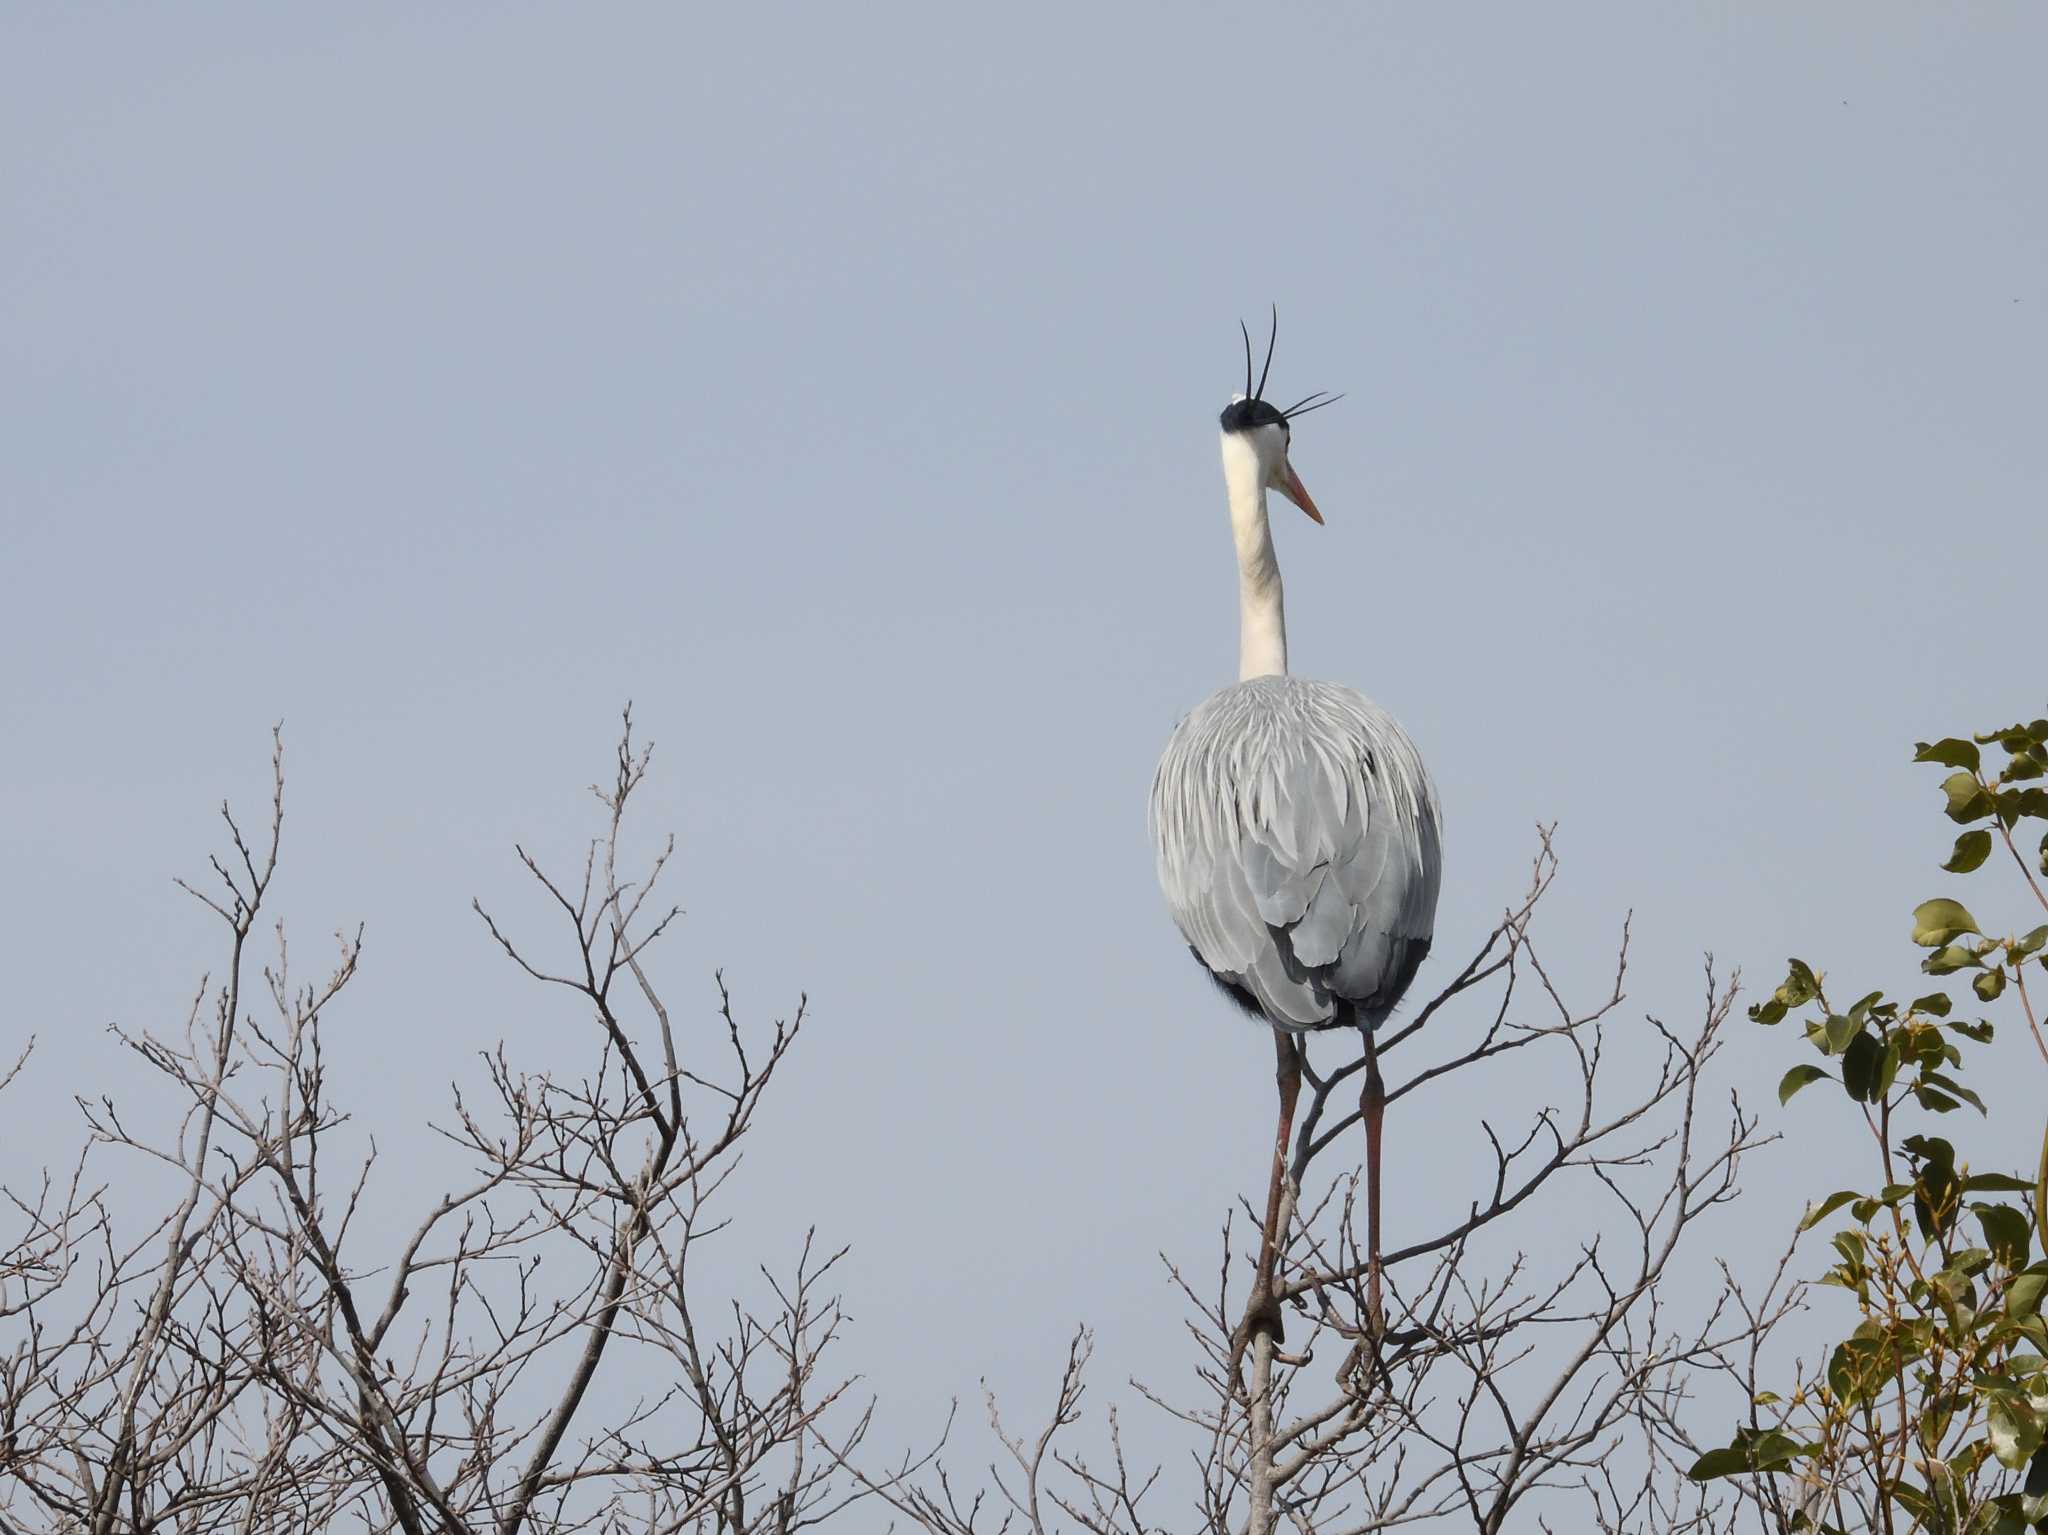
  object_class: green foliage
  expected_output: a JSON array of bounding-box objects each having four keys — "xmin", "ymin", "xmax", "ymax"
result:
[
  {"xmin": 1698, "ymin": 719, "xmax": 2048, "ymax": 1531},
  {"xmin": 1915, "ymin": 899, "xmax": 1984, "ymax": 947},
  {"xmin": 1781, "ymin": 1063, "xmax": 1831, "ymax": 1104},
  {"xmin": 1951, "ymin": 832, "xmax": 1998, "ymax": 874}
]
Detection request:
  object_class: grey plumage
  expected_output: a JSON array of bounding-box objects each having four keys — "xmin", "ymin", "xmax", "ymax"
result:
[
  {"xmin": 1167, "ymin": 316, "xmax": 1438, "ymax": 1347},
  {"xmin": 1150, "ymin": 675, "xmax": 1442, "ymax": 1032}
]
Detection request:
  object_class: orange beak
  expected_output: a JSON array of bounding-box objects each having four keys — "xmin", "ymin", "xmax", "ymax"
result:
[{"xmin": 1273, "ymin": 459, "xmax": 1324, "ymax": 524}]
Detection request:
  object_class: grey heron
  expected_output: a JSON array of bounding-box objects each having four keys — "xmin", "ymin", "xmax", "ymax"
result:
[{"xmin": 1149, "ymin": 312, "xmax": 1443, "ymax": 1356}]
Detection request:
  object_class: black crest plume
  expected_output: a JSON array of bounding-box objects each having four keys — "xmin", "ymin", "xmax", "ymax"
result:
[{"xmin": 1223, "ymin": 305, "xmax": 1344, "ymax": 434}]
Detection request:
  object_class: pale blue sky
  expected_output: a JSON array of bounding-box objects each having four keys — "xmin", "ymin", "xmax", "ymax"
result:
[{"xmin": 5, "ymin": 0, "xmax": 2045, "ymax": 1499}]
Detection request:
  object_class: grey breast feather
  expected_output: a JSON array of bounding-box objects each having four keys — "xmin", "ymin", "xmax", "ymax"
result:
[{"xmin": 1149, "ymin": 675, "xmax": 1443, "ymax": 1031}]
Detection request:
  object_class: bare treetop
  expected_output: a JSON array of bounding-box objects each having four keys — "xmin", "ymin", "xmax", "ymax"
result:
[{"xmin": 2, "ymin": 726, "xmax": 1792, "ymax": 1535}]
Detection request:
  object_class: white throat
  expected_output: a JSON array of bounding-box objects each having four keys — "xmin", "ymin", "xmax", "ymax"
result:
[{"xmin": 1221, "ymin": 431, "xmax": 1287, "ymax": 680}]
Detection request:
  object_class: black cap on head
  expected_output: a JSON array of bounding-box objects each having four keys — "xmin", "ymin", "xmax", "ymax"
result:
[{"xmin": 1220, "ymin": 397, "xmax": 1288, "ymax": 434}]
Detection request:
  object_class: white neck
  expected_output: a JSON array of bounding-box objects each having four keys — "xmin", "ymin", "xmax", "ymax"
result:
[{"xmin": 1222, "ymin": 434, "xmax": 1287, "ymax": 680}]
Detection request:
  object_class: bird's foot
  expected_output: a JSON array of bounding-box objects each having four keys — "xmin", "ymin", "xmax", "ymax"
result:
[{"xmin": 1227, "ymin": 1282, "xmax": 1285, "ymax": 1396}]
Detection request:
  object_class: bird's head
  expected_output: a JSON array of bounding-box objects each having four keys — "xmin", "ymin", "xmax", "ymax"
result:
[{"xmin": 1218, "ymin": 308, "xmax": 1341, "ymax": 525}]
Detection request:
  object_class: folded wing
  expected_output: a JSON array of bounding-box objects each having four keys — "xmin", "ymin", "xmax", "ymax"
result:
[{"xmin": 1150, "ymin": 676, "xmax": 1442, "ymax": 1031}]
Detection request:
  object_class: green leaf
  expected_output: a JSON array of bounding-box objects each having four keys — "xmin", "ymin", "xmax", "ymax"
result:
[
  {"xmin": 1928, "ymin": 1261, "xmax": 1979, "ymax": 1333},
  {"xmin": 1751, "ymin": 959, "xmax": 1820, "ymax": 1026},
  {"xmin": 2008, "ymin": 1270, "xmax": 2047, "ymax": 1319},
  {"xmin": 1823, "ymin": 1013, "xmax": 1861, "ymax": 1055},
  {"xmin": 1913, "ymin": 898, "xmax": 1983, "ymax": 946},
  {"xmin": 1964, "ymin": 1173, "xmax": 2036, "ymax": 1192},
  {"xmin": 1905, "ymin": 1134, "xmax": 1957, "ymax": 1169},
  {"xmin": 1908, "ymin": 1135, "xmax": 1962, "ymax": 1239},
  {"xmin": 1975, "ymin": 1202, "xmax": 2033, "ymax": 1267},
  {"xmin": 2016, "ymin": 925, "xmax": 2048, "ymax": 958},
  {"xmin": 1914, "ymin": 990, "xmax": 1954, "ymax": 1016},
  {"xmin": 1917, "ymin": 738, "xmax": 1982, "ymax": 772},
  {"xmin": 1892, "ymin": 1483, "xmax": 1936, "ymax": 1525},
  {"xmin": 1944, "ymin": 771, "xmax": 1995, "ymax": 823},
  {"xmin": 1975, "ymin": 967, "xmax": 2007, "ymax": 1001},
  {"xmin": 1919, "ymin": 1393, "xmax": 1957, "ymax": 1458},
  {"xmin": 1842, "ymin": 1031, "xmax": 1884, "ymax": 1101},
  {"xmin": 1949, "ymin": 1245, "xmax": 1993, "ymax": 1277},
  {"xmin": 1851, "ymin": 1185, "xmax": 1914, "ymax": 1224},
  {"xmin": 1950, "ymin": 1017, "xmax": 1995, "ymax": 1043},
  {"xmin": 1685, "ymin": 1444, "xmax": 1750, "ymax": 1482},
  {"xmin": 2001, "ymin": 786, "xmax": 2048, "ymax": 822},
  {"xmin": 1924, "ymin": 943, "xmax": 1980, "ymax": 975},
  {"xmin": 1944, "ymin": 829, "xmax": 1994, "ymax": 872},
  {"xmin": 1779, "ymin": 1064, "xmax": 1830, "ymax": 1105},
  {"xmin": 1973, "ymin": 1493, "xmax": 2033, "ymax": 1534},
  {"xmin": 1907, "ymin": 1027, "xmax": 1952, "ymax": 1066},
  {"xmin": 1987, "ymin": 1393, "xmax": 2043, "ymax": 1471},
  {"xmin": 1922, "ymin": 1072, "xmax": 1986, "ymax": 1114},
  {"xmin": 1828, "ymin": 1337, "xmax": 1884, "ymax": 1407},
  {"xmin": 1683, "ymin": 1426, "xmax": 1812, "ymax": 1481},
  {"xmin": 1783, "ymin": 958, "xmax": 1819, "ymax": 1003},
  {"xmin": 1799, "ymin": 1190, "xmax": 1863, "ymax": 1232},
  {"xmin": 1916, "ymin": 1085, "xmax": 1963, "ymax": 1113},
  {"xmin": 2036, "ymin": 1118, "xmax": 2048, "ymax": 1257},
  {"xmin": 2025, "ymin": 1444, "xmax": 2048, "ymax": 1522},
  {"xmin": 1743, "ymin": 1429, "xmax": 1809, "ymax": 1472}
]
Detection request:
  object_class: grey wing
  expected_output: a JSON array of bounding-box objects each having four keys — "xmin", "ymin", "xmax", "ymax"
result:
[{"xmin": 1150, "ymin": 682, "xmax": 1442, "ymax": 1031}]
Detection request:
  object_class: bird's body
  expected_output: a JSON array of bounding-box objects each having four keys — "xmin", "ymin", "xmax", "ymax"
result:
[
  {"xmin": 1150, "ymin": 313, "xmax": 1442, "ymax": 1356},
  {"xmin": 1151, "ymin": 674, "xmax": 1440, "ymax": 1033}
]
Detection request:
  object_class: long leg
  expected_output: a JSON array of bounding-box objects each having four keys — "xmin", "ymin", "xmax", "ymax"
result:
[
  {"xmin": 1255, "ymin": 1026, "xmax": 1304, "ymax": 1301},
  {"xmin": 1232, "ymin": 1027, "xmax": 1302, "ymax": 1384},
  {"xmin": 1360, "ymin": 1022, "xmax": 1386, "ymax": 1335}
]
